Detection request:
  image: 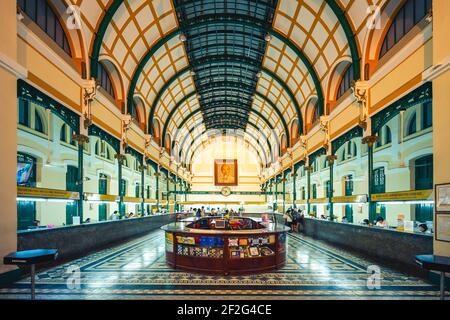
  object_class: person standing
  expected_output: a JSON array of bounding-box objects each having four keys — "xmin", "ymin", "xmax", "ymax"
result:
[{"xmin": 283, "ymin": 209, "xmax": 293, "ymax": 232}]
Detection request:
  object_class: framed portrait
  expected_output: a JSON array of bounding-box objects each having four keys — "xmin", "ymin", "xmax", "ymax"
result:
[
  {"xmin": 435, "ymin": 183, "xmax": 450, "ymax": 213},
  {"xmin": 214, "ymin": 159, "xmax": 238, "ymax": 186},
  {"xmin": 435, "ymin": 214, "xmax": 450, "ymax": 243}
]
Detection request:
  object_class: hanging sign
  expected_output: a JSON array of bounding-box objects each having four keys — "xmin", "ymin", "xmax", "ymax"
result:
[
  {"xmin": 332, "ymin": 195, "xmax": 368, "ymax": 203},
  {"xmin": 372, "ymin": 190, "xmax": 433, "ymax": 202},
  {"xmin": 123, "ymin": 197, "xmax": 142, "ymax": 203},
  {"xmin": 84, "ymin": 193, "xmax": 119, "ymax": 202},
  {"xmin": 309, "ymin": 198, "xmax": 329, "ymax": 204},
  {"xmin": 18, "ymin": 186, "xmax": 80, "ymax": 200}
]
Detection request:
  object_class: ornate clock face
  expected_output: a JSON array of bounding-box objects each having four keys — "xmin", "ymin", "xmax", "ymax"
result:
[{"xmin": 221, "ymin": 187, "xmax": 232, "ymax": 197}]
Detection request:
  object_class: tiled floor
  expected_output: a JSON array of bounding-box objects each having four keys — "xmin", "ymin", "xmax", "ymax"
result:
[{"xmin": 0, "ymin": 231, "xmax": 445, "ymax": 300}]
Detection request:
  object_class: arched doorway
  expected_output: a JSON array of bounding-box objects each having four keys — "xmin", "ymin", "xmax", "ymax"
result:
[
  {"xmin": 98, "ymin": 173, "xmax": 109, "ymax": 221},
  {"xmin": 66, "ymin": 165, "xmax": 79, "ymax": 225}
]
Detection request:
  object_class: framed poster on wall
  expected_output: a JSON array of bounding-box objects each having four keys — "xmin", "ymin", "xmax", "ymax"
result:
[
  {"xmin": 435, "ymin": 183, "xmax": 450, "ymax": 213},
  {"xmin": 435, "ymin": 214, "xmax": 450, "ymax": 243},
  {"xmin": 214, "ymin": 159, "xmax": 238, "ymax": 186}
]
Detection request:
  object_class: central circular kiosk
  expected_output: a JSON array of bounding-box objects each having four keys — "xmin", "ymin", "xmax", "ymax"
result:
[{"xmin": 161, "ymin": 217, "xmax": 289, "ymax": 275}]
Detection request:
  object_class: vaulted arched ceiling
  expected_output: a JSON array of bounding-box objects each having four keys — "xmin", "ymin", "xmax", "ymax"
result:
[{"xmin": 74, "ymin": 0, "xmax": 372, "ymax": 169}]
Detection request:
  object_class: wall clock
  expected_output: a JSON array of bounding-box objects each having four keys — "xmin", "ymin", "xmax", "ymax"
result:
[{"xmin": 221, "ymin": 187, "xmax": 232, "ymax": 197}]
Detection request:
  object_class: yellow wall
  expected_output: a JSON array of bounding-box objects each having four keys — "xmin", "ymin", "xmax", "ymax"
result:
[
  {"xmin": 433, "ymin": 0, "xmax": 450, "ymax": 257},
  {"xmin": 0, "ymin": 0, "xmax": 18, "ymax": 274},
  {"xmin": 189, "ymin": 137, "xmax": 264, "ymax": 204}
]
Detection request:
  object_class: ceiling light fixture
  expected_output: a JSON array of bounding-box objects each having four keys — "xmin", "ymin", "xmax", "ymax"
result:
[
  {"xmin": 179, "ymin": 33, "xmax": 187, "ymax": 42},
  {"xmin": 265, "ymin": 33, "xmax": 272, "ymax": 42}
]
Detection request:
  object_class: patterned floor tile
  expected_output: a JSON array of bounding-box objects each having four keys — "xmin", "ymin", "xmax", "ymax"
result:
[{"xmin": 0, "ymin": 231, "xmax": 445, "ymax": 300}]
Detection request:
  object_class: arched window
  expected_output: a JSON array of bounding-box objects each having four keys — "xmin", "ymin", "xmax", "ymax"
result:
[
  {"xmin": 34, "ymin": 110, "xmax": 44, "ymax": 133},
  {"xmin": 340, "ymin": 149, "xmax": 346, "ymax": 162},
  {"xmin": 18, "ymin": 100, "xmax": 30, "ymax": 127},
  {"xmin": 17, "ymin": 0, "xmax": 72, "ymax": 56},
  {"xmin": 346, "ymin": 142, "xmax": 357, "ymax": 159},
  {"xmin": 152, "ymin": 119, "xmax": 161, "ymax": 146},
  {"xmin": 407, "ymin": 113, "xmax": 417, "ymax": 136},
  {"xmin": 337, "ymin": 65, "xmax": 354, "ymax": 100},
  {"xmin": 165, "ymin": 135, "xmax": 172, "ymax": 154},
  {"xmin": 422, "ymin": 101, "xmax": 432, "ymax": 129},
  {"xmin": 97, "ymin": 62, "xmax": 115, "ymax": 99},
  {"xmin": 280, "ymin": 134, "xmax": 287, "ymax": 156},
  {"xmin": 311, "ymin": 106, "xmax": 320, "ymax": 125},
  {"xmin": 290, "ymin": 120, "xmax": 299, "ymax": 146},
  {"xmin": 95, "ymin": 141, "xmax": 100, "ymax": 156},
  {"xmin": 60, "ymin": 124, "xmax": 67, "ymax": 142},
  {"xmin": 385, "ymin": 126, "xmax": 392, "ymax": 144},
  {"xmin": 106, "ymin": 146, "xmax": 112, "ymax": 160},
  {"xmin": 380, "ymin": 0, "xmax": 432, "ymax": 58},
  {"xmin": 132, "ymin": 101, "xmax": 141, "ymax": 124}
]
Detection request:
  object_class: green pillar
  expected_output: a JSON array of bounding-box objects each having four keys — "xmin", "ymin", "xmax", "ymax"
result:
[
  {"xmin": 282, "ymin": 176, "xmax": 286, "ymax": 213},
  {"xmin": 174, "ymin": 175, "xmax": 178, "ymax": 212},
  {"xmin": 166, "ymin": 172, "xmax": 170, "ymax": 211},
  {"xmin": 363, "ymin": 136, "xmax": 379, "ymax": 224},
  {"xmin": 141, "ymin": 162, "xmax": 145, "ymax": 216},
  {"xmin": 306, "ymin": 165, "xmax": 312, "ymax": 215},
  {"xmin": 274, "ymin": 178, "xmax": 278, "ymax": 212},
  {"xmin": 327, "ymin": 155, "xmax": 337, "ymax": 221},
  {"xmin": 292, "ymin": 172, "xmax": 297, "ymax": 209},
  {"xmin": 117, "ymin": 154, "xmax": 124, "ymax": 218},
  {"xmin": 155, "ymin": 171, "xmax": 160, "ymax": 209},
  {"xmin": 76, "ymin": 139, "xmax": 84, "ymax": 223}
]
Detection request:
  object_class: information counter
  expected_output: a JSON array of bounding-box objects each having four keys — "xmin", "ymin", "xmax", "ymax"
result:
[{"xmin": 161, "ymin": 217, "xmax": 290, "ymax": 275}]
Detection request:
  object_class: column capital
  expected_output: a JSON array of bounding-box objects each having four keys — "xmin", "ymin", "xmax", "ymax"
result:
[
  {"xmin": 72, "ymin": 134, "xmax": 90, "ymax": 146},
  {"xmin": 115, "ymin": 153, "xmax": 126, "ymax": 164},
  {"xmin": 362, "ymin": 135, "xmax": 379, "ymax": 148},
  {"xmin": 326, "ymin": 154, "xmax": 338, "ymax": 165}
]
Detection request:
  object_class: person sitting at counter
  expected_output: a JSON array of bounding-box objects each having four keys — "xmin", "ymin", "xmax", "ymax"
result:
[
  {"xmin": 418, "ymin": 223, "xmax": 429, "ymax": 233},
  {"xmin": 110, "ymin": 211, "xmax": 120, "ymax": 220},
  {"xmin": 342, "ymin": 216, "xmax": 349, "ymax": 223},
  {"xmin": 196, "ymin": 208, "xmax": 202, "ymax": 219},
  {"xmin": 375, "ymin": 216, "xmax": 389, "ymax": 228}
]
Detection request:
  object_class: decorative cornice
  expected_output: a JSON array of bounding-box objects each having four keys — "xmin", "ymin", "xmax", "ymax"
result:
[
  {"xmin": 422, "ymin": 55, "xmax": 450, "ymax": 82},
  {"xmin": 0, "ymin": 52, "xmax": 27, "ymax": 79}
]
